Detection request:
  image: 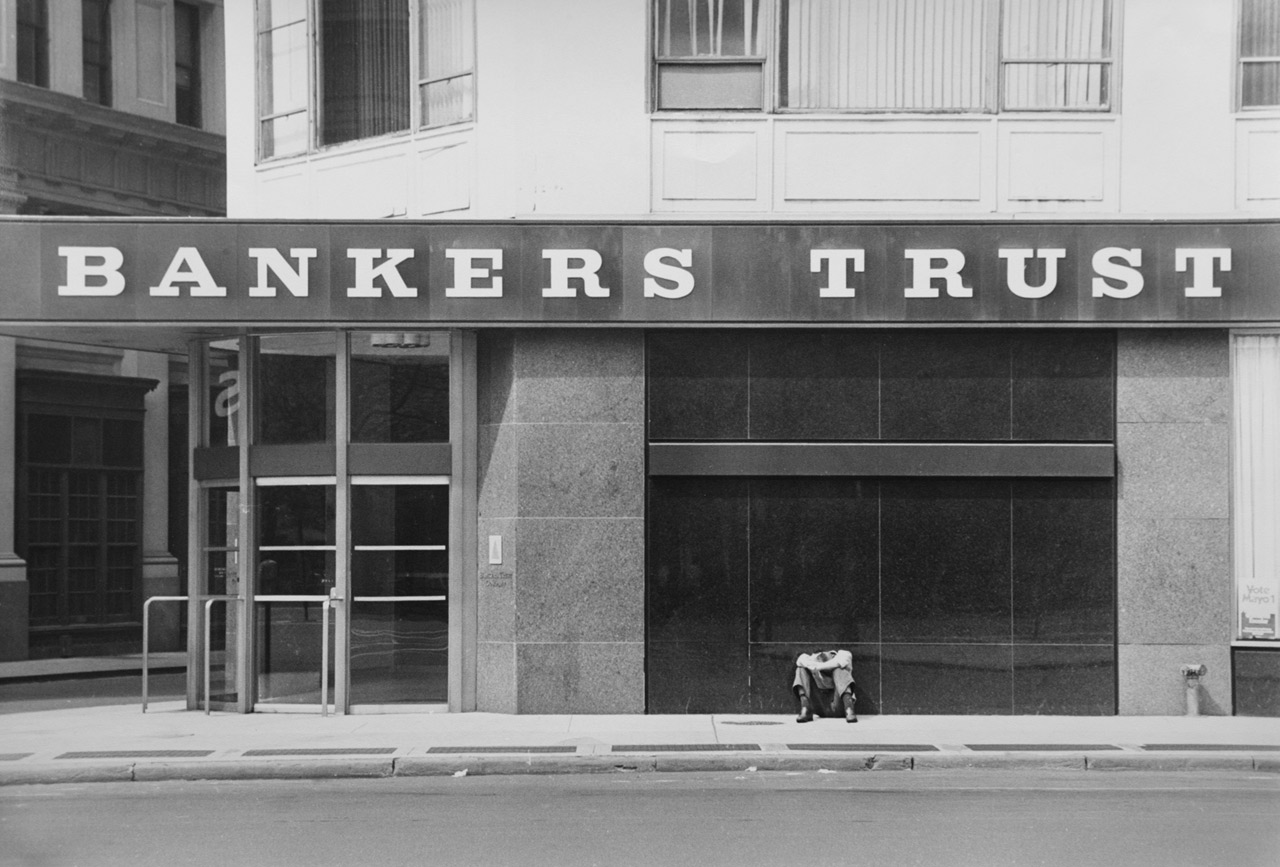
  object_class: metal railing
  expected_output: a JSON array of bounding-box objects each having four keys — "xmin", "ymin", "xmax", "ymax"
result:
[
  {"xmin": 141, "ymin": 595, "xmax": 188, "ymax": 712},
  {"xmin": 144, "ymin": 593, "xmax": 341, "ymax": 716},
  {"xmin": 203, "ymin": 595, "xmax": 242, "ymax": 715}
]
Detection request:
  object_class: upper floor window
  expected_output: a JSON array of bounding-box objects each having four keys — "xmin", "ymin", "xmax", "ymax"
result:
[
  {"xmin": 1240, "ymin": 0, "xmax": 1280, "ymax": 109},
  {"xmin": 82, "ymin": 0, "xmax": 112, "ymax": 107},
  {"xmin": 257, "ymin": 0, "xmax": 475, "ymax": 161},
  {"xmin": 17, "ymin": 0, "xmax": 49, "ymax": 88},
  {"xmin": 654, "ymin": 0, "xmax": 1114, "ymax": 113},
  {"xmin": 175, "ymin": 1, "xmax": 202, "ymax": 126}
]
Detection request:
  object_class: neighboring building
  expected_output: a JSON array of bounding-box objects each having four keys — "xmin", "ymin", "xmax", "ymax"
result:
[
  {"xmin": 0, "ymin": 1, "xmax": 225, "ymax": 661},
  {"xmin": 2, "ymin": 0, "xmax": 1278, "ymax": 718}
]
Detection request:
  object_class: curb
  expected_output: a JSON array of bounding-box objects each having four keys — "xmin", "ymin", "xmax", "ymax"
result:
[{"xmin": 2, "ymin": 751, "xmax": 1278, "ymax": 786}]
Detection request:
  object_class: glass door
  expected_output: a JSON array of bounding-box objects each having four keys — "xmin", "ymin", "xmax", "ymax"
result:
[
  {"xmin": 348, "ymin": 477, "xmax": 449, "ymax": 709},
  {"xmin": 253, "ymin": 477, "xmax": 337, "ymax": 710}
]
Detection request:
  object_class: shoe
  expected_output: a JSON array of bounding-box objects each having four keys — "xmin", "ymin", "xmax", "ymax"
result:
[
  {"xmin": 796, "ymin": 696, "xmax": 813, "ymax": 723},
  {"xmin": 843, "ymin": 692, "xmax": 858, "ymax": 724}
]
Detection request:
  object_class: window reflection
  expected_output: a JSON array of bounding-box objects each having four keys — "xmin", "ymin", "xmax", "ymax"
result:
[
  {"xmin": 257, "ymin": 334, "xmax": 337, "ymax": 445},
  {"xmin": 350, "ymin": 332, "xmax": 449, "ymax": 443},
  {"xmin": 205, "ymin": 338, "xmax": 239, "ymax": 447}
]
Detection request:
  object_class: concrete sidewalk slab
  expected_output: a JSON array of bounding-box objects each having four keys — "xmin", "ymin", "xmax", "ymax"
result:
[{"xmin": 2, "ymin": 702, "xmax": 1279, "ymax": 786}]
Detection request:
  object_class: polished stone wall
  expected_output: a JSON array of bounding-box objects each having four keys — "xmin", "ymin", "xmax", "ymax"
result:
[
  {"xmin": 646, "ymin": 330, "xmax": 1118, "ymax": 715},
  {"xmin": 476, "ymin": 330, "xmax": 646, "ymax": 713},
  {"xmin": 1116, "ymin": 330, "xmax": 1233, "ymax": 714}
]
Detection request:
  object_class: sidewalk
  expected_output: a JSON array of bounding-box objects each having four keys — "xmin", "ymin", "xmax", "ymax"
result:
[{"xmin": 3, "ymin": 696, "xmax": 1279, "ymax": 786}]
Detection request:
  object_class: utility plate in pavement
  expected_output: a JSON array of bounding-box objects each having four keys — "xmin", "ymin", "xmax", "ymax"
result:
[
  {"xmin": 965, "ymin": 744, "xmax": 1121, "ymax": 751},
  {"xmin": 787, "ymin": 744, "xmax": 938, "ymax": 751}
]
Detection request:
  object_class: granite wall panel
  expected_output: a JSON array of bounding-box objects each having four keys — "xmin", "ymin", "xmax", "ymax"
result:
[
  {"xmin": 1118, "ymin": 643, "xmax": 1231, "ymax": 715},
  {"xmin": 513, "ymin": 518, "xmax": 644, "ymax": 643},
  {"xmin": 476, "ymin": 331, "xmax": 647, "ymax": 714},
  {"xmin": 1116, "ymin": 330, "xmax": 1233, "ymax": 715},
  {"xmin": 476, "ymin": 641, "xmax": 517, "ymax": 714},
  {"xmin": 516, "ymin": 641, "xmax": 645, "ymax": 714}
]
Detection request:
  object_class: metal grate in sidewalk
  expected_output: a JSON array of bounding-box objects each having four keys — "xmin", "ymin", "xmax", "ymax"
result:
[
  {"xmin": 966, "ymin": 744, "xmax": 1122, "ymax": 751},
  {"xmin": 611, "ymin": 744, "xmax": 762, "ymax": 752},
  {"xmin": 426, "ymin": 746, "xmax": 576, "ymax": 754},
  {"xmin": 242, "ymin": 748, "xmax": 397, "ymax": 756},
  {"xmin": 1141, "ymin": 744, "xmax": 1280, "ymax": 751},
  {"xmin": 55, "ymin": 750, "xmax": 215, "ymax": 759},
  {"xmin": 787, "ymin": 744, "xmax": 938, "ymax": 752}
]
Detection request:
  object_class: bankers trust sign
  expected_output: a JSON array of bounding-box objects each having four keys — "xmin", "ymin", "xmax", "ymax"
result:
[{"xmin": 7, "ymin": 220, "xmax": 1280, "ymax": 324}]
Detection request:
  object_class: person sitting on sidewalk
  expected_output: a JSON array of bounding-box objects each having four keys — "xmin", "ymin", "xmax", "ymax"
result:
[{"xmin": 793, "ymin": 650, "xmax": 857, "ymax": 723}]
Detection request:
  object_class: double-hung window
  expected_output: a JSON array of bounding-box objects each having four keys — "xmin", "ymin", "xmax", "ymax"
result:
[
  {"xmin": 654, "ymin": 0, "xmax": 768, "ymax": 109},
  {"xmin": 82, "ymin": 0, "xmax": 112, "ymax": 107},
  {"xmin": 17, "ymin": 0, "xmax": 49, "ymax": 88},
  {"xmin": 655, "ymin": 0, "xmax": 1114, "ymax": 112},
  {"xmin": 1240, "ymin": 0, "xmax": 1280, "ymax": 109},
  {"xmin": 175, "ymin": 1, "xmax": 203, "ymax": 127},
  {"xmin": 257, "ymin": 0, "xmax": 475, "ymax": 161}
]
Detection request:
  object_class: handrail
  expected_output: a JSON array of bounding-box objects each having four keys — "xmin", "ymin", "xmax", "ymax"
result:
[
  {"xmin": 141, "ymin": 595, "xmax": 188, "ymax": 712},
  {"xmin": 203, "ymin": 595, "xmax": 241, "ymax": 715}
]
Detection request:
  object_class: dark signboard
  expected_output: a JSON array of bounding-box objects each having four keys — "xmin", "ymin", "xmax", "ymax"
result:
[{"xmin": 3, "ymin": 218, "xmax": 1279, "ymax": 325}]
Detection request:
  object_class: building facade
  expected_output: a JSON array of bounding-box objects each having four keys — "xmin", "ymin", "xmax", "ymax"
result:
[
  {"xmin": 0, "ymin": 0, "xmax": 225, "ymax": 661},
  {"xmin": 2, "ymin": 0, "xmax": 1279, "ymax": 717}
]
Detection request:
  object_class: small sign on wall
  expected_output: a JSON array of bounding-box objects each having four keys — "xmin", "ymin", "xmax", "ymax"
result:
[{"xmin": 1241, "ymin": 576, "xmax": 1279, "ymax": 640}]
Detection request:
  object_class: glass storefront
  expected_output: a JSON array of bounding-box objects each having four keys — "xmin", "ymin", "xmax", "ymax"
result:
[{"xmin": 190, "ymin": 330, "xmax": 457, "ymax": 713}]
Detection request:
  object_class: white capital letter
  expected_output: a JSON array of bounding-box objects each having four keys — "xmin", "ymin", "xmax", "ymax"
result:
[
  {"xmin": 811, "ymin": 249, "xmax": 865, "ymax": 298},
  {"xmin": 347, "ymin": 249, "xmax": 418, "ymax": 298},
  {"xmin": 445, "ymin": 249, "xmax": 504, "ymax": 298},
  {"xmin": 249, "ymin": 248, "xmax": 317, "ymax": 298},
  {"xmin": 150, "ymin": 247, "xmax": 226, "ymax": 297},
  {"xmin": 999, "ymin": 248, "xmax": 1066, "ymax": 300},
  {"xmin": 542, "ymin": 249, "xmax": 609, "ymax": 298},
  {"xmin": 904, "ymin": 249, "xmax": 972, "ymax": 298},
  {"xmin": 1176, "ymin": 248, "xmax": 1231, "ymax": 298},
  {"xmin": 643, "ymin": 248, "xmax": 695, "ymax": 299},
  {"xmin": 1091, "ymin": 247, "xmax": 1144, "ymax": 299},
  {"xmin": 58, "ymin": 246, "xmax": 125, "ymax": 296}
]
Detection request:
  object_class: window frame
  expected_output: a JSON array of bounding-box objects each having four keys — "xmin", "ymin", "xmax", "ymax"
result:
[
  {"xmin": 255, "ymin": 0, "xmax": 477, "ymax": 164},
  {"xmin": 17, "ymin": 0, "xmax": 50, "ymax": 89},
  {"xmin": 651, "ymin": 0, "xmax": 1118, "ymax": 115},
  {"xmin": 174, "ymin": 0, "xmax": 203, "ymax": 127},
  {"xmin": 1237, "ymin": 0, "xmax": 1280, "ymax": 111},
  {"xmin": 81, "ymin": 0, "xmax": 113, "ymax": 107}
]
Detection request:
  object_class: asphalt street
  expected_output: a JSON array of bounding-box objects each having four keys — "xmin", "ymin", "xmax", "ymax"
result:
[{"xmin": 2, "ymin": 770, "xmax": 1277, "ymax": 867}]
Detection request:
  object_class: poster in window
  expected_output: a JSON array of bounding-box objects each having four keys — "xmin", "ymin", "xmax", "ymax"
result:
[{"xmin": 1240, "ymin": 576, "xmax": 1279, "ymax": 640}]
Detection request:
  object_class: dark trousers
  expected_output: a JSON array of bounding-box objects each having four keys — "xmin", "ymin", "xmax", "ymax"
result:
[{"xmin": 793, "ymin": 667, "xmax": 855, "ymax": 717}]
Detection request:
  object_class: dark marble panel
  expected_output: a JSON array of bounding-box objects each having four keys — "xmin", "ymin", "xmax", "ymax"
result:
[
  {"xmin": 1233, "ymin": 648, "xmax": 1280, "ymax": 717},
  {"xmin": 647, "ymin": 478, "xmax": 749, "ymax": 645},
  {"xmin": 1011, "ymin": 479, "xmax": 1115, "ymax": 644},
  {"xmin": 747, "ymin": 331, "xmax": 880, "ymax": 440},
  {"xmin": 749, "ymin": 478, "xmax": 879, "ymax": 644},
  {"xmin": 880, "ymin": 331, "xmax": 1011, "ymax": 441},
  {"xmin": 647, "ymin": 331, "xmax": 748, "ymax": 440},
  {"xmin": 1011, "ymin": 331, "xmax": 1114, "ymax": 442},
  {"xmin": 1012, "ymin": 644, "xmax": 1115, "ymax": 715},
  {"xmin": 647, "ymin": 641, "xmax": 751, "ymax": 714},
  {"xmin": 749, "ymin": 643, "xmax": 880, "ymax": 715},
  {"xmin": 881, "ymin": 479, "xmax": 1012, "ymax": 643},
  {"xmin": 879, "ymin": 644, "xmax": 1014, "ymax": 714}
]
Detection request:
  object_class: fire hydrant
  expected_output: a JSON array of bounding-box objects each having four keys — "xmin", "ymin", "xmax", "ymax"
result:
[{"xmin": 1180, "ymin": 664, "xmax": 1207, "ymax": 716}]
